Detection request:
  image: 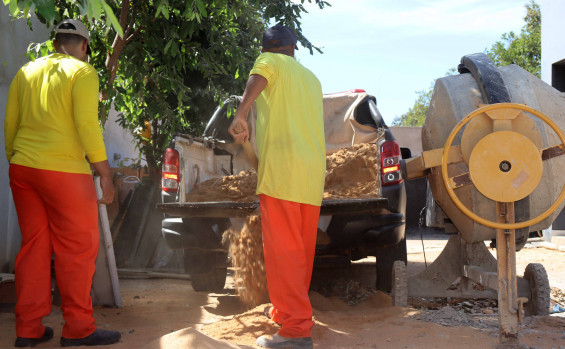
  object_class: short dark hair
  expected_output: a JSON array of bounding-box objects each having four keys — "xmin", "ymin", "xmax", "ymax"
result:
[{"xmin": 55, "ymin": 32, "xmax": 86, "ymax": 47}]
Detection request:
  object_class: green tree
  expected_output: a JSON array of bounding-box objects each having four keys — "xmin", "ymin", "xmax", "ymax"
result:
[
  {"xmin": 392, "ymin": 88, "xmax": 432, "ymax": 126},
  {"xmin": 2, "ymin": 0, "xmax": 123, "ymax": 36},
  {"xmin": 487, "ymin": 0, "xmax": 541, "ymax": 78},
  {"xmin": 5, "ymin": 0, "xmax": 329, "ymax": 184}
]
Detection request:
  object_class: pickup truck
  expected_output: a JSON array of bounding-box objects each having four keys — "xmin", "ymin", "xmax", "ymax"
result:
[{"xmin": 157, "ymin": 90, "xmax": 408, "ymax": 293}]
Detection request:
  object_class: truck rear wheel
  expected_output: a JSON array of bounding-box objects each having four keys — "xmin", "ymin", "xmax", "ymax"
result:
[
  {"xmin": 183, "ymin": 248, "xmax": 227, "ymax": 292},
  {"xmin": 190, "ymin": 268, "xmax": 227, "ymax": 292},
  {"xmin": 375, "ymin": 237, "xmax": 407, "ymax": 292}
]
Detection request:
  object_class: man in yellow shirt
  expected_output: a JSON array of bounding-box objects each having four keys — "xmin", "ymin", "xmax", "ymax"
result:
[
  {"xmin": 4, "ymin": 19, "xmax": 120, "ymax": 347},
  {"xmin": 229, "ymin": 24, "xmax": 325, "ymax": 349}
]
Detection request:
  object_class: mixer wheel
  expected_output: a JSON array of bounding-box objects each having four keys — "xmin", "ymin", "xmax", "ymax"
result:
[
  {"xmin": 391, "ymin": 260, "xmax": 407, "ymax": 307},
  {"xmin": 523, "ymin": 263, "xmax": 550, "ymax": 316}
]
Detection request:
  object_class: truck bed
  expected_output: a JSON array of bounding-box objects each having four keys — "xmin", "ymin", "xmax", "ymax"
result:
[{"xmin": 157, "ymin": 198, "xmax": 388, "ymax": 218}]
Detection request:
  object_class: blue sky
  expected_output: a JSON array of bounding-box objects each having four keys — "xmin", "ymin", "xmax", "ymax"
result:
[{"xmin": 293, "ymin": 0, "xmax": 528, "ymax": 124}]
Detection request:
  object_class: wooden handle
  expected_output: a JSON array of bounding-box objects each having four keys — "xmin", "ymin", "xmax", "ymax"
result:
[{"xmin": 233, "ymin": 122, "xmax": 258, "ymax": 169}]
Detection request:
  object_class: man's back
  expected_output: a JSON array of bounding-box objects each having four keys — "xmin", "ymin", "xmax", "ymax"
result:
[
  {"xmin": 251, "ymin": 52, "xmax": 326, "ymax": 206},
  {"xmin": 5, "ymin": 53, "xmax": 106, "ymax": 174}
]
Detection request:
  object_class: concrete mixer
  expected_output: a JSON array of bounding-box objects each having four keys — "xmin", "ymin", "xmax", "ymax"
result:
[{"xmin": 398, "ymin": 53, "xmax": 565, "ymax": 347}]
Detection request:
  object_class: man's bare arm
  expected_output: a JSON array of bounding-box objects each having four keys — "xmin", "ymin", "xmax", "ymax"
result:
[{"xmin": 228, "ymin": 74, "xmax": 268, "ymax": 144}]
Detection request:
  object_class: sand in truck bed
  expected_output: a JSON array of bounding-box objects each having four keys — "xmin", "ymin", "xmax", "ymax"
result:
[{"xmin": 185, "ymin": 142, "xmax": 381, "ymax": 203}]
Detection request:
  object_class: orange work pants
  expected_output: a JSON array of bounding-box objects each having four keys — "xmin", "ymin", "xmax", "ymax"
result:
[
  {"xmin": 259, "ymin": 194, "xmax": 320, "ymax": 338},
  {"xmin": 9, "ymin": 164, "xmax": 99, "ymax": 339}
]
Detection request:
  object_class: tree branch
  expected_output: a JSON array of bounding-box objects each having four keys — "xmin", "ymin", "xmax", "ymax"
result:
[{"xmin": 126, "ymin": 26, "xmax": 142, "ymax": 44}]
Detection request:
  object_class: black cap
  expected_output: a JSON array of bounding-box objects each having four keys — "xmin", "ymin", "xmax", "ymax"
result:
[{"xmin": 262, "ymin": 24, "xmax": 298, "ymax": 49}]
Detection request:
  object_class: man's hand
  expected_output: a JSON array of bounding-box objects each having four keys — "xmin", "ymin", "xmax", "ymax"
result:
[
  {"xmin": 229, "ymin": 116, "xmax": 249, "ymax": 144},
  {"xmin": 97, "ymin": 174, "xmax": 114, "ymax": 205},
  {"xmin": 228, "ymin": 74, "xmax": 267, "ymax": 144},
  {"xmin": 91, "ymin": 160, "xmax": 114, "ymax": 205}
]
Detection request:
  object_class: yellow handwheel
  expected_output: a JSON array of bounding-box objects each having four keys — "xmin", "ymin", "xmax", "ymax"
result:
[{"xmin": 441, "ymin": 103, "xmax": 565, "ymax": 230}]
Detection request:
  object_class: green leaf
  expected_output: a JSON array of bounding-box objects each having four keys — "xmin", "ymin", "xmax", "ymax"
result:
[
  {"xmin": 34, "ymin": 0, "xmax": 55, "ymax": 23},
  {"xmin": 87, "ymin": 0, "xmax": 102, "ymax": 19},
  {"xmin": 194, "ymin": 0, "xmax": 207, "ymax": 17},
  {"xmin": 8, "ymin": 0, "xmax": 19, "ymax": 16},
  {"xmin": 100, "ymin": 1, "xmax": 124, "ymax": 38},
  {"xmin": 170, "ymin": 41, "xmax": 178, "ymax": 56},
  {"xmin": 163, "ymin": 40, "xmax": 173, "ymax": 54}
]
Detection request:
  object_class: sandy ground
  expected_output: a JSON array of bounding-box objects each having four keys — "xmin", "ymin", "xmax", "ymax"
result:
[{"xmin": 1, "ymin": 233, "xmax": 564, "ymax": 349}]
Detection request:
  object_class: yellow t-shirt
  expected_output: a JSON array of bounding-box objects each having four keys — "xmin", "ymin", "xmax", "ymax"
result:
[
  {"xmin": 4, "ymin": 53, "xmax": 107, "ymax": 174},
  {"xmin": 250, "ymin": 52, "xmax": 326, "ymax": 206}
]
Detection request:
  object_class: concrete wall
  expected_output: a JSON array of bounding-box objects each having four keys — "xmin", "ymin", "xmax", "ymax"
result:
[
  {"xmin": 541, "ymin": 0, "xmax": 565, "ymax": 86},
  {"xmin": 0, "ymin": 8, "xmax": 141, "ymax": 272},
  {"xmin": 103, "ymin": 108, "xmax": 142, "ymax": 168},
  {"xmin": 0, "ymin": 7, "xmax": 51, "ymax": 273},
  {"xmin": 390, "ymin": 126, "xmax": 422, "ymax": 157}
]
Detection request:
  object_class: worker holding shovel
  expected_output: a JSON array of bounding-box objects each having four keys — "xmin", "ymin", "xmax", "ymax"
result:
[
  {"xmin": 4, "ymin": 19, "xmax": 120, "ymax": 347},
  {"xmin": 229, "ymin": 24, "xmax": 325, "ymax": 349}
]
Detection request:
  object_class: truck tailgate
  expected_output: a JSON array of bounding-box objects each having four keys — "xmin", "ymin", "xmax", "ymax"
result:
[{"xmin": 157, "ymin": 198, "xmax": 388, "ymax": 218}]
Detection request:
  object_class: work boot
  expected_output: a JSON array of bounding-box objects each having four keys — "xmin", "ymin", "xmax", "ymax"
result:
[
  {"xmin": 256, "ymin": 333, "xmax": 313, "ymax": 349},
  {"xmin": 15, "ymin": 326, "xmax": 54, "ymax": 347},
  {"xmin": 60, "ymin": 329, "xmax": 121, "ymax": 347}
]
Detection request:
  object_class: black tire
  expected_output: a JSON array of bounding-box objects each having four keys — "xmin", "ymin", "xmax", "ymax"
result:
[
  {"xmin": 523, "ymin": 263, "xmax": 550, "ymax": 316},
  {"xmin": 183, "ymin": 249, "xmax": 227, "ymax": 292},
  {"xmin": 391, "ymin": 260, "xmax": 407, "ymax": 307},
  {"xmin": 190, "ymin": 268, "xmax": 227, "ymax": 292},
  {"xmin": 375, "ymin": 237, "xmax": 407, "ymax": 292}
]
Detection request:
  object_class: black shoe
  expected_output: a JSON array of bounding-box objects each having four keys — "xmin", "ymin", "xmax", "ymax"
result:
[
  {"xmin": 15, "ymin": 326, "xmax": 54, "ymax": 347},
  {"xmin": 60, "ymin": 329, "xmax": 121, "ymax": 347}
]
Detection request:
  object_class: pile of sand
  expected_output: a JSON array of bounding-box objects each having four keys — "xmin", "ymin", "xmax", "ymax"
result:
[
  {"xmin": 222, "ymin": 214, "xmax": 269, "ymax": 307},
  {"xmin": 200, "ymin": 291, "xmax": 395, "ymax": 348},
  {"xmin": 186, "ymin": 143, "xmax": 380, "ymax": 203},
  {"xmin": 324, "ymin": 143, "xmax": 380, "ymax": 199},
  {"xmin": 186, "ymin": 169, "xmax": 258, "ymax": 202}
]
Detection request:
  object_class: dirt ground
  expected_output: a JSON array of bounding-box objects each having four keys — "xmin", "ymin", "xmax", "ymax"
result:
[{"xmin": 1, "ymin": 233, "xmax": 564, "ymax": 349}]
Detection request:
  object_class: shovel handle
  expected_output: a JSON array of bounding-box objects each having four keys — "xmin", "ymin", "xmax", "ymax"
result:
[{"xmin": 233, "ymin": 122, "xmax": 258, "ymax": 170}]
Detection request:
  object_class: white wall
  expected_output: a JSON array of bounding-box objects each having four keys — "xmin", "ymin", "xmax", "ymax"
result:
[
  {"xmin": 103, "ymin": 107, "xmax": 143, "ymax": 168},
  {"xmin": 0, "ymin": 7, "xmax": 51, "ymax": 273},
  {"xmin": 541, "ymin": 0, "xmax": 565, "ymax": 85}
]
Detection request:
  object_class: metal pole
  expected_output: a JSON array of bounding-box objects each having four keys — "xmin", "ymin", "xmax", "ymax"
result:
[{"xmin": 496, "ymin": 202, "xmax": 519, "ymax": 346}]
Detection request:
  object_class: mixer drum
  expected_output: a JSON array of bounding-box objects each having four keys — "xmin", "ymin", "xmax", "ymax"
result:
[{"xmin": 422, "ymin": 64, "xmax": 565, "ymax": 245}]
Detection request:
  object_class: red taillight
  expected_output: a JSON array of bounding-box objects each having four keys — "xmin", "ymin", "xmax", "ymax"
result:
[
  {"xmin": 162, "ymin": 148, "xmax": 179, "ymax": 192},
  {"xmin": 381, "ymin": 140, "xmax": 403, "ymax": 186}
]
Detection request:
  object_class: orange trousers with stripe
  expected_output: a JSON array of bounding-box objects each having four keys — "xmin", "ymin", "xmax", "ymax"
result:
[
  {"xmin": 9, "ymin": 164, "xmax": 99, "ymax": 339},
  {"xmin": 259, "ymin": 194, "xmax": 320, "ymax": 338}
]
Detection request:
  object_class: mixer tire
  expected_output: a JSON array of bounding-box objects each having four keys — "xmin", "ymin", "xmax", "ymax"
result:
[
  {"xmin": 391, "ymin": 260, "xmax": 408, "ymax": 307},
  {"xmin": 523, "ymin": 263, "xmax": 550, "ymax": 316}
]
